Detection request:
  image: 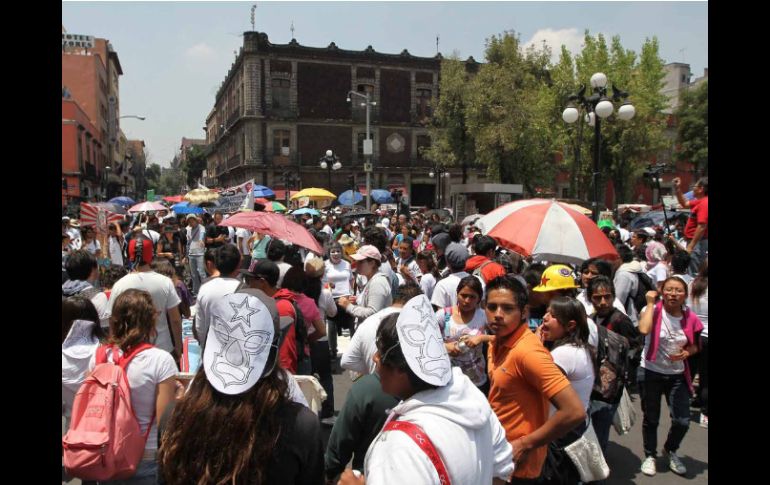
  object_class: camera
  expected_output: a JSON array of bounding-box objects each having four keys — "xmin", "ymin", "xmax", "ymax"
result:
[{"xmin": 643, "ymin": 163, "xmax": 668, "ymax": 179}]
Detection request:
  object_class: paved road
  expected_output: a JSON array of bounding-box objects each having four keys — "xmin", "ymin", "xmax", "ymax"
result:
[{"xmin": 64, "ymin": 335, "xmax": 707, "ymax": 484}]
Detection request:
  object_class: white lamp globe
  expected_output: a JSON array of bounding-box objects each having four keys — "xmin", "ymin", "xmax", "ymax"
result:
[
  {"xmin": 587, "ymin": 112, "xmax": 596, "ymax": 127},
  {"xmin": 590, "ymin": 72, "xmax": 608, "ymax": 89},
  {"xmin": 618, "ymin": 103, "xmax": 636, "ymax": 121},
  {"xmin": 320, "ymin": 161, "xmax": 328, "ymax": 169},
  {"xmin": 595, "ymin": 99, "xmax": 614, "ymax": 118},
  {"xmin": 444, "ymin": 172, "xmax": 451, "ymax": 178},
  {"xmin": 562, "ymin": 107, "xmax": 579, "ymax": 124},
  {"xmin": 326, "ymin": 150, "xmax": 333, "ymax": 157},
  {"xmin": 429, "ymin": 171, "xmax": 435, "ymax": 178},
  {"xmin": 333, "ymin": 161, "xmax": 342, "ymax": 170}
]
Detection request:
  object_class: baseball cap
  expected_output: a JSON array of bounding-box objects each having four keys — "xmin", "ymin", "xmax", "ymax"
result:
[
  {"xmin": 351, "ymin": 245, "xmax": 382, "ymax": 261},
  {"xmin": 430, "ymin": 232, "xmax": 451, "ymax": 252},
  {"xmin": 445, "ymin": 242, "xmax": 469, "ymax": 269},
  {"xmin": 240, "ymin": 258, "xmax": 274, "ymax": 279}
]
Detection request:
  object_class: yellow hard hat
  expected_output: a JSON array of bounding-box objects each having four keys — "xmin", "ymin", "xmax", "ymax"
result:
[{"xmin": 533, "ymin": 264, "xmax": 580, "ymax": 292}]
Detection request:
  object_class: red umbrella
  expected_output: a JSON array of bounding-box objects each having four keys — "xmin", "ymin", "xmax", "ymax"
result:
[
  {"xmin": 475, "ymin": 199, "xmax": 618, "ymax": 264},
  {"xmin": 219, "ymin": 211, "xmax": 323, "ymax": 254},
  {"xmin": 80, "ymin": 202, "xmax": 124, "ymax": 228},
  {"xmin": 163, "ymin": 195, "xmax": 184, "ymax": 203},
  {"xmin": 128, "ymin": 201, "xmax": 167, "ymax": 213}
]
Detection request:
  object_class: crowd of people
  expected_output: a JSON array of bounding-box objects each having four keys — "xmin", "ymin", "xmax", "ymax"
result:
[{"xmin": 62, "ymin": 176, "xmax": 708, "ymax": 484}]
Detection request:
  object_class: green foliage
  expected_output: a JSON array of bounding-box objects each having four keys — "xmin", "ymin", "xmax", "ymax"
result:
[
  {"xmin": 674, "ymin": 80, "xmax": 708, "ymax": 175},
  {"xmin": 182, "ymin": 145, "xmax": 208, "ymax": 187},
  {"xmin": 145, "ymin": 163, "xmax": 182, "ymax": 196}
]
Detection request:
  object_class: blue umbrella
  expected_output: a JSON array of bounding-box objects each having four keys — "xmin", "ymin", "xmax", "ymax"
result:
[
  {"xmin": 253, "ymin": 185, "xmax": 275, "ymax": 198},
  {"xmin": 172, "ymin": 201, "xmax": 205, "ymax": 215},
  {"xmin": 370, "ymin": 189, "xmax": 393, "ymax": 204},
  {"xmin": 293, "ymin": 208, "xmax": 320, "ymax": 216},
  {"xmin": 109, "ymin": 196, "xmax": 135, "ymax": 206},
  {"xmin": 338, "ymin": 190, "xmax": 364, "ymax": 206}
]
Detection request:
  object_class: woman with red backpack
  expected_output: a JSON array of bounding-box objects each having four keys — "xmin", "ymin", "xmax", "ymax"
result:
[
  {"xmin": 637, "ymin": 276, "xmax": 703, "ymax": 478},
  {"xmin": 91, "ymin": 289, "xmax": 178, "ymax": 484}
]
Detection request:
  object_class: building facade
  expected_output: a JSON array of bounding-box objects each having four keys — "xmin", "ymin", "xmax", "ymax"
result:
[
  {"xmin": 205, "ymin": 32, "xmax": 484, "ymax": 207},
  {"xmin": 62, "ymin": 98, "xmax": 103, "ymax": 212}
]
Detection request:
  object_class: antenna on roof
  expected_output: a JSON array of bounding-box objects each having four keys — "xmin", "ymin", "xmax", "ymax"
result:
[
  {"xmin": 679, "ymin": 47, "xmax": 686, "ymax": 63},
  {"xmin": 290, "ymin": 20, "xmax": 295, "ymax": 39},
  {"xmin": 436, "ymin": 34, "xmax": 440, "ymax": 55},
  {"xmin": 251, "ymin": 4, "xmax": 256, "ymax": 31}
]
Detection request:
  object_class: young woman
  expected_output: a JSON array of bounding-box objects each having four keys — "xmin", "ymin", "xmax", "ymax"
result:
[
  {"xmin": 645, "ymin": 241, "xmax": 670, "ymax": 290},
  {"xmin": 537, "ymin": 296, "xmax": 595, "ymax": 485},
  {"xmin": 637, "ymin": 276, "xmax": 703, "ymax": 477},
  {"xmin": 324, "ymin": 242, "xmax": 355, "ymax": 356},
  {"xmin": 434, "ymin": 276, "xmax": 493, "ymax": 392},
  {"xmin": 151, "ymin": 259, "xmax": 193, "ymax": 320},
  {"xmin": 92, "ymin": 289, "xmax": 178, "ymax": 484},
  {"xmin": 338, "ymin": 245, "xmax": 393, "ymax": 330},
  {"xmin": 62, "ymin": 296, "xmax": 106, "ymax": 430},
  {"xmin": 414, "ymin": 250, "xmax": 439, "ymax": 300},
  {"xmin": 391, "ymin": 224, "xmax": 411, "ymax": 259},
  {"xmin": 156, "ymin": 224, "xmax": 183, "ymax": 277},
  {"xmin": 82, "ymin": 226, "xmax": 102, "ymax": 257},
  {"xmin": 688, "ymin": 259, "xmax": 708, "ymax": 428}
]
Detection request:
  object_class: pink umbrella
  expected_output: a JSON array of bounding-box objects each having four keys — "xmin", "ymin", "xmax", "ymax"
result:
[
  {"xmin": 128, "ymin": 201, "xmax": 167, "ymax": 213},
  {"xmin": 219, "ymin": 211, "xmax": 323, "ymax": 254},
  {"xmin": 475, "ymin": 199, "xmax": 618, "ymax": 264}
]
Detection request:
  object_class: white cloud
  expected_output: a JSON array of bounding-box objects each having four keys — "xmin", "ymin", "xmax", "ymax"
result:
[
  {"xmin": 185, "ymin": 43, "xmax": 216, "ymax": 63},
  {"xmin": 523, "ymin": 28, "xmax": 584, "ymax": 64}
]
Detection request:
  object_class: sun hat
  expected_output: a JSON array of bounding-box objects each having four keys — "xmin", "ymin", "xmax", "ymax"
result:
[
  {"xmin": 350, "ymin": 245, "xmax": 382, "ymax": 261},
  {"xmin": 339, "ymin": 234, "xmax": 355, "ymax": 245},
  {"xmin": 305, "ymin": 257, "xmax": 325, "ymax": 278},
  {"xmin": 202, "ymin": 292, "xmax": 277, "ymax": 395}
]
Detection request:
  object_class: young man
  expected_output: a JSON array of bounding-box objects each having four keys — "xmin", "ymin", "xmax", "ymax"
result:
[
  {"xmin": 485, "ymin": 275, "xmax": 586, "ymax": 484},
  {"xmin": 183, "ymin": 214, "xmax": 207, "ymax": 296},
  {"xmin": 107, "ymin": 236, "xmax": 183, "ymax": 361},
  {"xmin": 339, "ymin": 294, "xmax": 513, "ymax": 485},
  {"xmin": 107, "ymin": 221, "xmax": 125, "ymax": 267},
  {"xmin": 62, "ymin": 249, "xmax": 110, "ymax": 328},
  {"xmin": 394, "ymin": 236, "xmax": 422, "ymax": 285},
  {"xmin": 193, "ymin": 244, "xmax": 243, "ymax": 348},
  {"xmin": 465, "ymin": 235, "xmax": 507, "ymax": 285},
  {"xmin": 205, "ymin": 210, "xmax": 229, "ymax": 250},
  {"xmin": 673, "ymin": 176, "xmax": 708, "ymax": 275},
  {"xmin": 266, "ymin": 239, "xmax": 293, "ymax": 288},
  {"xmin": 430, "ymin": 243, "xmax": 470, "ymax": 310}
]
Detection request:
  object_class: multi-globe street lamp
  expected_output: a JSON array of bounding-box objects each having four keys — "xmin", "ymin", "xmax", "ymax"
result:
[
  {"xmin": 562, "ymin": 72, "xmax": 635, "ymax": 221},
  {"xmin": 319, "ymin": 149, "xmax": 342, "ymax": 191},
  {"xmin": 347, "ymin": 90, "xmax": 377, "ymax": 211},
  {"xmin": 429, "ymin": 165, "xmax": 451, "ymax": 209}
]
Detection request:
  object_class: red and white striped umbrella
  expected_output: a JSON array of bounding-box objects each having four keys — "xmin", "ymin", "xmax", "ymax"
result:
[
  {"xmin": 475, "ymin": 199, "xmax": 618, "ymax": 264},
  {"xmin": 80, "ymin": 202, "xmax": 124, "ymax": 228},
  {"xmin": 128, "ymin": 201, "xmax": 167, "ymax": 213}
]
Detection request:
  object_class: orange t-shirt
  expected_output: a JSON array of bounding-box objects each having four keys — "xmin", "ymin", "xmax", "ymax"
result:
[{"xmin": 487, "ymin": 323, "xmax": 571, "ymax": 479}]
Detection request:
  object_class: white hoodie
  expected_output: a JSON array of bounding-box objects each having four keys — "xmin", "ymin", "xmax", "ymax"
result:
[
  {"xmin": 61, "ymin": 320, "xmax": 100, "ymax": 427},
  {"xmin": 364, "ymin": 368, "xmax": 514, "ymax": 485}
]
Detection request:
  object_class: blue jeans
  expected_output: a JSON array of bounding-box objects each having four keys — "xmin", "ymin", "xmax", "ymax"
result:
[
  {"xmin": 589, "ymin": 399, "xmax": 620, "ymax": 454},
  {"xmin": 688, "ymin": 238, "xmax": 708, "ymax": 276},
  {"xmin": 99, "ymin": 459, "xmax": 157, "ymax": 484},
  {"xmin": 188, "ymin": 255, "xmax": 206, "ymax": 295},
  {"xmin": 637, "ymin": 367, "xmax": 691, "ymax": 457}
]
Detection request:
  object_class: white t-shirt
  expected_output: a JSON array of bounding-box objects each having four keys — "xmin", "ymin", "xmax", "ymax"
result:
[
  {"xmin": 276, "ymin": 261, "xmax": 293, "ymax": 288},
  {"xmin": 576, "ymin": 290, "xmax": 627, "ymax": 317},
  {"xmin": 236, "ymin": 228, "xmax": 252, "ymax": 255},
  {"xmin": 108, "ymin": 236, "xmax": 124, "ymax": 266},
  {"xmin": 395, "ymin": 257, "xmax": 422, "ymax": 285},
  {"xmin": 89, "ymin": 347, "xmax": 177, "ymax": 455},
  {"xmin": 141, "ymin": 229, "xmax": 161, "ymax": 245},
  {"xmin": 646, "ymin": 262, "xmax": 669, "ymax": 286},
  {"xmin": 194, "ymin": 277, "xmax": 243, "ymax": 348},
  {"xmin": 84, "ymin": 239, "xmax": 101, "ymax": 255},
  {"xmin": 430, "ymin": 271, "xmax": 470, "ymax": 308},
  {"xmin": 688, "ymin": 287, "xmax": 708, "ymax": 338},
  {"xmin": 107, "ymin": 272, "xmax": 182, "ymax": 353},
  {"xmin": 434, "ymin": 307, "xmax": 488, "ymax": 386},
  {"xmin": 341, "ymin": 306, "xmax": 401, "ymax": 375},
  {"xmin": 641, "ymin": 306, "xmax": 688, "ymax": 375},
  {"xmin": 67, "ymin": 228, "xmax": 82, "ymax": 250},
  {"xmin": 550, "ymin": 344, "xmax": 595, "ymax": 413},
  {"xmin": 62, "ymin": 321, "xmax": 100, "ymax": 425},
  {"xmin": 324, "ymin": 259, "xmax": 352, "ymax": 297},
  {"xmin": 419, "ymin": 272, "xmax": 437, "ymax": 301}
]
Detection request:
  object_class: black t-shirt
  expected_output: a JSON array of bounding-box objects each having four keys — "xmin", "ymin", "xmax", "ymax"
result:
[
  {"xmin": 205, "ymin": 223, "xmax": 229, "ymax": 249},
  {"xmin": 158, "ymin": 397, "xmax": 323, "ymax": 485}
]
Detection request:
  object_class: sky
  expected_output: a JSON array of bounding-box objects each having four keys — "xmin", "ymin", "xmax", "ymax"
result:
[{"xmin": 62, "ymin": 1, "xmax": 708, "ymax": 167}]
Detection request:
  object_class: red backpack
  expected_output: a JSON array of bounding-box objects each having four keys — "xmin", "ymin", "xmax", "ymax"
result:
[{"xmin": 62, "ymin": 343, "xmax": 155, "ymax": 481}]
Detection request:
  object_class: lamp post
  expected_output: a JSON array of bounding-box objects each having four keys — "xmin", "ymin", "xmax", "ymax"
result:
[
  {"xmin": 347, "ymin": 90, "xmax": 377, "ymax": 211},
  {"xmin": 282, "ymin": 170, "xmax": 299, "ymax": 208},
  {"xmin": 119, "ymin": 115, "xmax": 146, "ymax": 121},
  {"xmin": 102, "ymin": 165, "xmax": 111, "ymax": 201},
  {"xmin": 320, "ymin": 149, "xmax": 342, "ymax": 191},
  {"xmin": 562, "ymin": 72, "xmax": 635, "ymax": 221},
  {"xmin": 429, "ymin": 165, "xmax": 451, "ymax": 209}
]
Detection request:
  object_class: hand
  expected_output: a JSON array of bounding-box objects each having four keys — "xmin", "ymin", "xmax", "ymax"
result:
[
  {"xmin": 182, "ymin": 257, "xmax": 188, "ymax": 265},
  {"xmin": 673, "ymin": 177, "xmax": 681, "ymax": 190},
  {"xmin": 686, "ymin": 246, "xmax": 694, "ymax": 254},
  {"xmin": 511, "ymin": 436, "xmax": 533, "ymax": 468},
  {"xmin": 645, "ymin": 291, "xmax": 658, "ymax": 305},
  {"xmin": 338, "ymin": 469, "xmax": 365, "ymax": 485},
  {"xmin": 464, "ymin": 335, "xmax": 484, "ymax": 348},
  {"xmin": 347, "ymin": 295, "xmax": 357, "ymax": 304},
  {"xmin": 534, "ymin": 324, "xmax": 545, "ymax": 342},
  {"xmin": 670, "ymin": 348, "xmax": 690, "ymax": 361},
  {"xmin": 338, "ymin": 297, "xmax": 351, "ymax": 309},
  {"xmin": 446, "ymin": 342, "xmax": 461, "ymax": 357}
]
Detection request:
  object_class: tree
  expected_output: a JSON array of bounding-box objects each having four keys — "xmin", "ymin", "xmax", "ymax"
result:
[
  {"xmin": 182, "ymin": 145, "xmax": 208, "ymax": 187},
  {"xmin": 145, "ymin": 163, "xmax": 161, "ymax": 188},
  {"xmin": 674, "ymin": 80, "xmax": 708, "ymax": 176}
]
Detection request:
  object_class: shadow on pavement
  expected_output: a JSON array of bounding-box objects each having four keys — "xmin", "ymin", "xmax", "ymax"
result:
[
  {"xmin": 679, "ymin": 455, "xmax": 708, "ymax": 480},
  {"xmin": 605, "ymin": 441, "xmax": 642, "ymax": 485}
]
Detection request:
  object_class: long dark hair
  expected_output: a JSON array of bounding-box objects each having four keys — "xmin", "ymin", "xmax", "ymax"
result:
[
  {"xmin": 62, "ymin": 295, "xmax": 105, "ymax": 344},
  {"xmin": 158, "ymin": 365, "xmax": 290, "ymax": 485},
  {"xmin": 416, "ymin": 250, "xmax": 440, "ymax": 279},
  {"xmin": 547, "ymin": 296, "xmax": 590, "ymax": 350},
  {"xmin": 691, "ymin": 258, "xmax": 708, "ymax": 304}
]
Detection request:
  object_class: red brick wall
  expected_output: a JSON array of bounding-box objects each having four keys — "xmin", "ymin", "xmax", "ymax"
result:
[
  {"xmin": 297, "ymin": 62, "xmax": 351, "ymax": 119},
  {"xmin": 380, "ymin": 69, "xmax": 411, "ymax": 123}
]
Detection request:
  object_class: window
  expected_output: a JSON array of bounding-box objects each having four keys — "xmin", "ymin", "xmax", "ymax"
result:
[
  {"xmin": 416, "ymin": 89, "xmax": 432, "ymax": 118},
  {"xmin": 272, "ymin": 78, "xmax": 290, "ymax": 109},
  {"xmin": 273, "ymin": 130, "xmax": 291, "ymax": 156},
  {"xmin": 357, "ymin": 83, "xmax": 375, "ymax": 96},
  {"xmin": 561, "ymin": 187, "xmax": 569, "ymax": 198}
]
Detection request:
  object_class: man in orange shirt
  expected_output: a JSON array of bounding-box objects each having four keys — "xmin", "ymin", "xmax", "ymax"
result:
[{"xmin": 485, "ymin": 275, "xmax": 586, "ymax": 483}]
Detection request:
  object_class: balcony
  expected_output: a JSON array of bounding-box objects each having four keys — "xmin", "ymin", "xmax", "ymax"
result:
[
  {"xmin": 226, "ymin": 110, "xmax": 241, "ymax": 129},
  {"xmin": 226, "ymin": 154, "xmax": 242, "ymax": 171}
]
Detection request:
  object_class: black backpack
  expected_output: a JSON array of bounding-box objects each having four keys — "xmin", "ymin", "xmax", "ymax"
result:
[
  {"xmin": 592, "ymin": 325, "xmax": 631, "ymax": 403},
  {"xmin": 629, "ymin": 272, "xmax": 656, "ymax": 314}
]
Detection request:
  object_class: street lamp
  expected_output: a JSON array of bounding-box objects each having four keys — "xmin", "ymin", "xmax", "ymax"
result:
[
  {"xmin": 319, "ymin": 149, "xmax": 342, "ymax": 190},
  {"xmin": 102, "ymin": 165, "xmax": 112, "ymax": 201},
  {"xmin": 429, "ymin": 165, "xmax": 451, "ymax": 209},
  {"xmin": 119, "ymin": 115, "xmax": 146, "ymax": 120},
  {"xmin": 347, "ymin": 90, "xmax": 377, "ymax": 211},
  {"xmin": 562, "ymin": 72, "xmax": 635, "ymax": 221},
  {"xmin": 282, "ymin": 170, "xmax": 300, "ymax": 207}
]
